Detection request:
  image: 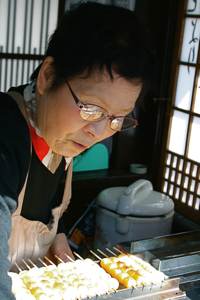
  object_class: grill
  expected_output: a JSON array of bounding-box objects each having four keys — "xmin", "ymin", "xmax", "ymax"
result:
[
  {"xmin": 129, "ymin": 230, "xmax": 200, "ymax": 300},
  {"xmin": 11, "ymin": 245, "xmax": 190, "ymax": 300},
  {"xmin": 87, "ymin": 278, "xmax": 187, "ymax": 299}
]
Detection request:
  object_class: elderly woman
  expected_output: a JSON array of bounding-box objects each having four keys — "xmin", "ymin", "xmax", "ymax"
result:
[{"xmin": 0, "ymin": 2, "xmax": 153, "ymax": 299}]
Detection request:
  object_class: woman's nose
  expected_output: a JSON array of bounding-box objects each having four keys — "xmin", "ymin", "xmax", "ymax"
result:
[{"xmin": 83, "ymin": 119, "xmax": 109, "ymax": 138}]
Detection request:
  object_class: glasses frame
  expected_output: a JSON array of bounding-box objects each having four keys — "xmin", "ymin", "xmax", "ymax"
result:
[{"xmin": 65, "ymin": 81, "xmax": 138, "ymax": 131}]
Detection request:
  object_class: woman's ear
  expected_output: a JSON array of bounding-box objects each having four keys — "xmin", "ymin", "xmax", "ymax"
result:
[{"xmin": 36, "ymin": 56, "xmax": 55, "ymax": 95}]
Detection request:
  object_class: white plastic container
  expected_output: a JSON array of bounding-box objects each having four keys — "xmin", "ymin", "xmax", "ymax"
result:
[{"xmin": 94, "ymin": 180, "xmax": 174, "ymax": 249}]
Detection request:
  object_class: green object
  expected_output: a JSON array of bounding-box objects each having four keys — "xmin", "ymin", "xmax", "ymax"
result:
[{"xmin": 73, "ymin": 143, "xmax": 109, "ymax": 172}]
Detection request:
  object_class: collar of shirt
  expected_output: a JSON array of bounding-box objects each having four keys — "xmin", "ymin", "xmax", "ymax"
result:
[{"xmin": 23, "ymin": 82, "xmax": 72, "ymax": 172}]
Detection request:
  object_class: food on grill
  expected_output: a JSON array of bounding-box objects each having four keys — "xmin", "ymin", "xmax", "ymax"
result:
[
  {"xmin": 100, "ymin": 254, "xmax": 167, "ymax": 288},
  {"xmin": 9, "ymin": 258, "xmax": 119, "ymax": 300},
  {"xmin": 9, "ymin": 272, "xmax": 35, "ymax": 300}
]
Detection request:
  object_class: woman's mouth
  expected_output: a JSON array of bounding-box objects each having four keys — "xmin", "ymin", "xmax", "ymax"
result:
[{"xmin": 72, "ymin": 141, "xmax": 87, "ymax": 150}]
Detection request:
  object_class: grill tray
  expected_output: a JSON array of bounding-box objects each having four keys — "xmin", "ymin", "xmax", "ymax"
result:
[
  {"xmin": 12, "ymin": 248, "xmax": 189, "ymax": 300},
  {"xmin": 87, "ymin": 278, "xmax": 188, "ymax": 300}
]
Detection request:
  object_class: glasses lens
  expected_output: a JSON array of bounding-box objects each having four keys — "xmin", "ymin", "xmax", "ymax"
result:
[
  {"xmin": 121, "ymin": 117, "xmax": 138, "ymax": 130},
  {"xmin": 80, "ymin": 105, "xmax": 105, "ymax": 121},
  {"xmin": 110, "ymin": 117, "xmax": 138, "ymax": 131},
  {"xmin": 110, "ymin": 117, "xmax": 124, "ymax": 131}
]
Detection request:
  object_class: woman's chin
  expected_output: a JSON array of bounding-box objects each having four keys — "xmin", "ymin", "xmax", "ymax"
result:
[
  {"xmin": 52, "ymin": 145, "xmax": 82, "ymax": 157},
  {"xmin": 51, "ymin": 139, "xmax": 88, "ymax": 157}
]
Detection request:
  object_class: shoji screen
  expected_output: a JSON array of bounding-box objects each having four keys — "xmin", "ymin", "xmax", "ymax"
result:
[
  {"xmin": 162, "ymin": 0, "xmax": 200, "ymax": 223},
  {"xmin": 0, "ymin": 0, "xmax": 59, "ymax": 92}
]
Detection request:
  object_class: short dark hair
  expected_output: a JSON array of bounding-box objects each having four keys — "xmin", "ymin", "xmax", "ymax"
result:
[{"xmin": 31, "ymin": 2, "xmax": 154, "ymax": 88}]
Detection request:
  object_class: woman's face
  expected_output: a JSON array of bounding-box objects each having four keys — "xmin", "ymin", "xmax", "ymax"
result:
[{"xmin": 36, "ymin": 58, "xmax": 142, "ymax": 157}]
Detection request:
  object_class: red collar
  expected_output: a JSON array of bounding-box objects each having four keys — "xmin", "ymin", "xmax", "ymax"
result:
[{"xmin": 29, "ymin": 125, "xmax": 49, "ymax": 161}]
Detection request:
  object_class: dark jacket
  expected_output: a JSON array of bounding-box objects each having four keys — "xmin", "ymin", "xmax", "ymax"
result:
[
  {"xmin": 0, "ymin": 89, "xmax": 67, "ymax": 299},
  {"xmin": 0, "ymin": 92, "xmax": 30, "ymax": 300}
]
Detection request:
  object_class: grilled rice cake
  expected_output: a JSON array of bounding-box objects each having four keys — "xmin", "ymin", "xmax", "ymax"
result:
[
  {"xmin": 100, "ymin": 254, "xmax": 167, "ymax": 288},
  {"xmin": 9, "ymin": 258, "xmax": 119, "ymax": 300}
]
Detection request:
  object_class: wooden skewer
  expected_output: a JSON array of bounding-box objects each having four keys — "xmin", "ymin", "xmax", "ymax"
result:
[
  {"xmin": 28, "ymin": 259, "xmax": 37, "ymax": 268},
  {"xmin": 113, "ymin": 246, "xmax": 125, "ymax": 254},
  {"xmin": 64, "ymin": 253, "xmax": 74, "ymax": 261},
  {"xmin": 73, "ymin": 251, "xmax": 84, "ymax": 260},
  {"xmin": 54, "ymin": 255, "xmax": 64, "ymax": 263},
  {"xmin": 89, "ymin": 249, "xmax": 102, "ymax": 260},
  {"xmin": 105, "ymin": 248, "xmax": 117, "ymax": 256},
  {"xmin": 22, "ymin": 259, "xmax": 31, "ymax": 270},
  {"xmin": 44, "ymin": 256, "xmax": 55, "ymax": 265},
  {"xmin": 38, "ymin": 258, "xmax": 48, "ymax": 267},
  {"xmin": 15, "ymin": 262, "xmax": 22, "ymax": 272},
  {"xmin": 96, "ymin": 248, "xmax": 108, "ymax": 257}
]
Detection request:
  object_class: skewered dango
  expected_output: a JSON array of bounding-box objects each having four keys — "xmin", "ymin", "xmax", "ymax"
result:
[
  {"xmin": 100, "ymin": 254, "xmax": 167, "ymax": 288},
  {"xmin": 9, "ymin": 258, "xmax": 119, "ymax": 300},
  {"xmin": 9, "ymin": 254, "xmax": 167, "ymax": 299}
]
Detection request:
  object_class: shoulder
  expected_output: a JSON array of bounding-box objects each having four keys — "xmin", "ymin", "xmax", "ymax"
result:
[
  {"xmin": 0, "ymin": 91, "xmax": 31, "ymax": 198},
  {"xmin": 0, "ymin": 91, "xmax": 20, "ymax": 110},
  {"xmin": 0, "ymin": 92, "xmax": 29, "ymax": 143},
  {"xmin": 0, "ymin": 91, "xmax": 26, "ymax": 121}
]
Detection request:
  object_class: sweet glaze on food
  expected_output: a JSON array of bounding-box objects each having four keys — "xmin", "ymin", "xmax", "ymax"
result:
[
  {"xmin": 9, "ymin": 254, "xmax": 167, "ymax": 299},
  {"xmin": 9, "ymin": 258, "xmax": 119, "ymax": 300},
  {"xmin": 100, "ymin": 254, "xmax": 167, "ymax": 288}
]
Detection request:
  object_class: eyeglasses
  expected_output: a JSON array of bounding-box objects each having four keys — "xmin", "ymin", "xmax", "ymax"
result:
[{"xmin": 65, "ymin": 81, "xmax": 138, "ymax": 131}]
